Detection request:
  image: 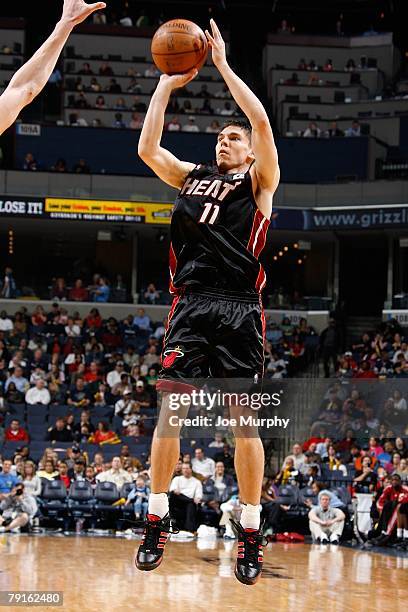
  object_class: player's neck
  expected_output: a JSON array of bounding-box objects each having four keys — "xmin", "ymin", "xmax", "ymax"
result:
[{"xmin": 218, "ymin": 162, "xmax": 250, "ymax": 175}]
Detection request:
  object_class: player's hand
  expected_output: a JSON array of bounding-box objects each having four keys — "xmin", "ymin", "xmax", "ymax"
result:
[
  {"xmin": 159, "ymin": 69, "xmax": 198, "ymax": 91},
  {"xmin": 61, "ymin": 0, "xmax": 107, "ymax": 27},
  {"xmin": 205, "ymin": 19, "xmax": 227, "ymax": 69}
]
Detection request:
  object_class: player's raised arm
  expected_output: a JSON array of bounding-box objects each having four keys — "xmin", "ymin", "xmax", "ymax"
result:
[
  {"xmin": 0, "ymin": 0, "xmax": 106, "ymax": 136},
  {"xmin": 205, "ymin": 19, "xmax": 280, "ymax": 204},
  {"xmin": 138, "ymin": 72, "xmax": 197, "ymax": 189}
]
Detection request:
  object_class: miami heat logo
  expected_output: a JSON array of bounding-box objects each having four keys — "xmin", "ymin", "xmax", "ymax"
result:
[{"xmin": 162, "ymin": 346, "xmax": 184, "ymax": 368}]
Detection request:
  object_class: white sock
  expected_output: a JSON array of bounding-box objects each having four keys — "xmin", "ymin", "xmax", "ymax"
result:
[
  {"xmin": 404, "ymin": 529, "xmax": 408, "ymax": 540},
  {"xmin": 240, "ymin": 503, "xmax": 260, "ymax": 530},
  {"xmin": 397, "ymin": 528, "xmax": 403, "ymax": 538},
  {"xmin": 148, "ymin": 493, "xmax": 169, "ymax": 519}
]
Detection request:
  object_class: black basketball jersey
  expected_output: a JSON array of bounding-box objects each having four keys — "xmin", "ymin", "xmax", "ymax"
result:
[{"xmin": 168, "ymin": 163, "xmax": 270, "ymax": 295}]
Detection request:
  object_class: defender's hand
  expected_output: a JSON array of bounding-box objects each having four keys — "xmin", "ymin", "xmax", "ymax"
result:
[
  {"xmin": 61, "ymin": 0, "xmax": 107, "ymax": 27},
  {"xmin": 205, "ymin": 19, "xmax": 227, "ymax": 69},
  {"xmin": 159, "ymin": 69, "xmax": 198, "ymax": 91}
]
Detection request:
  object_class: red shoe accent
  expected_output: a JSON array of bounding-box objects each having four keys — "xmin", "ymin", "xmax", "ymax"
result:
[{"xmin": 147, "ymin": 514, "xmax": 161, "ymax": 521}]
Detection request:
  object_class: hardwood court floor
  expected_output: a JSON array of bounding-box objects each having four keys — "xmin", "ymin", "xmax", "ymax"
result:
[{"xmin": 0, "ymin": 534, "xmax": 407, "ymax": 612}]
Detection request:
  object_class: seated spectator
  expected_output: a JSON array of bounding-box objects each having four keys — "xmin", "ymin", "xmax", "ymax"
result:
[
  {"xmin": 206, "ymin": 119, "xmax": 221, "ymax": 133},
  {"xmin": 37, "ymin": 459, "xmax": 59, "ymax": 481},
  {"xmin": 5, "ymin": 419, "xmax": 29, "ymax": 443},
  {"xmin": 5, "ymin": 381, "xmax": 25, "ymax": 404},
  {"xmin": 200, "ymin": 99, "xmax": 213, "ymax": 114},
  {"xmin": 0, "ymin": 310, "xmax": 13, "ymax": 333},
  {"xmin": 69, "ymin": 279, "xmax": 89, "ymax": 301},
  {"xmin": 214, "ymin": 84, "xmax": 230, "ymax": 98},
  {"xmin": 79, "ymin": 62, "xmax": 94, "ymax": 75},
  {"xmin": 0, "ymin": 459, "xmax": 21, "ymax": 499},
  {"xmin": 182, "ymin": 116, "xmax": 199, "ymax": 132},
  {"xmin": 91, "ymin": 277, "xmax": 110, "ymax": 302},
  {"xmin": 115, "ymin": 388, "xmax": 136, "ymax": 416},
  {"xmin": 208, "ymin": 432, "xmax": 225, "ymax": 448},
  {"xmin": 68, "ymin": 458, "xmax": 86, "ymax": 482},
  {"xmin": 56, "ymin": 461, "xmax": 71, "ymax": 489},
  {"xmin": 353, "ymin": 455, "xmax": 378, "ymax": 492},
  {"xmin": 219, "ymin": 101, "xmax": 234, "ymax": 116},
  {"xmin": 214, "ymin": 444, "xmax": 234, "ymax": 474},
  {"xmin": 142, "ymin": 346, "xmax": 160, "ymax": 369},
  {"xmin": 133, "ymin": 380, "xmax": 151, "ymax": 410},
  {"xmin": 85, "ymin": 307, "xmax": 102, "ymax": 330},
  {"xmin": 107, "ymin": 360, "xmax": 126, "ymax": 389},
  {"xmin": 47, "ymin": 417, "xmax": 74, "ymax": 443},
  {"xmin": 191, "ymin": 447, "xmax": 216, "ymax": 481},
  {"xmin": 303, "ymin": 122, "xmax": 321, "ymax": 138},
  {"xmin": 107, "ymin": 78, "xmax": 122, "ymax": 93},
  {"xmin": 113, "ymin": 96, "xmax": 127, "ymax": 110},
  {"xmin": 67, "ymin": 378, "xmax": 91, "ymax": 408},
  {"xmin": 133, "ymin": 308, "xmax": 151, "ymax": 331},
  {"xmin": 322, "ymin": 444, "xmax": 348, "ymax": 476},
  {"xmin": 22, "ymin": 461, "xmax": 42, "ymax": 497},
  {"xmin": 325, "ymin": 121, "xmax": 344, "ymax": 138},
  {"xmin": 276, "ymin": 457, "xmax": 298, "ymax": 485},
  {"xmin": 72, "ymin": 158, "xmax": 91, "ymax": 173},
  {"xmin": 277, "ymin": 18, "xmax": 292, "ymax": 35},
  {"xmin": 95, "ymin": 94, "xmax": 107, "ymax": 109},
  {"xmin": 345, "ymin": 120, "xmax": 361, "ymax": 137},
  {"xmin": 129, "ymin": 112, "xmax": 144, "ymax": 129},
  {"xmin": 169, "ymin": 462, "xmax": 203, "ymax": 534},
  {"xmin": 308, "ymin": 491, "xmax": 345, "ymax": 544},
  {"xmin": 323, "ymin": 58, "xmax": 333, "ymax": 72},
  {"xmin": 65, "ymin": 317, "xmax": 81, "ymax": 338},
  {"xmin": 96, "ymin": 456, "xmax": 132, "ymax": 488},
  {"xmin": 131, "ymin": 96, "xmax": 147, "ymax": 112},
  {"xmin": 50, "ymin": 277, "xmax": 68, "ymax": 301},
  {"xmin": 143, "ymin": 283, "xmax": 160, "ymax": 304},
  {"xmin": 369, "ymin": 474, "xmax": 408, "ymax": 546},
  {"xmin": 89, "ymin": 77, "xmax": 101, "ymax": 92},
  {"xmin": 113, "ymin": 112, "xmax": 126, "ymax": 128},
  {"xmin": 203, "ymin": 461, "xmax": 235, "ymax": 505},
  {"xmin": 127, "ymin": 78, "xmax": 142, "ymax": 94},
  {"xmin": 25, "ymin": 379, "xmax": 51, "ymax": 406},
  {"xmin": 0, "ymin": 483, "xmax": 37, "ymax": 533},
  {"xmin": 89, "ymin": 421, "xmax": 119, "ymax": 445},
  {"xmin": 282, "ymin": 442, "xmax": 306, "ymax": 470},
  {"xmin": 99, "ymin": 62, "xmax": 113, "ymax": 76},
  {"xmin": 125, "ymin": 476, "xmax": 150, "ymax": 519},
  {"xmin": 23, "ymin": 152, "xmax": 38, "ymax": 171}
]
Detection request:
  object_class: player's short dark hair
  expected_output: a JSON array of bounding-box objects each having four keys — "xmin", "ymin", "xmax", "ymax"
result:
[{"xmin": 219, "ymin": 119, "xmax": 252, "ymax": 141}]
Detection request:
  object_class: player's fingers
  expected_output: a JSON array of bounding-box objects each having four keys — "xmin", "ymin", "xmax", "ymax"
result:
[
  {"xmin": 88, "ymin": 2, "xmax": 107, "ymax": 11},
  {"xmin": 205, "ymin": 30, "xmax": 215, "ymax": 45},
  {"xmin": 210, "ymin": 18, "xmax": 221, "ymax": 39}
]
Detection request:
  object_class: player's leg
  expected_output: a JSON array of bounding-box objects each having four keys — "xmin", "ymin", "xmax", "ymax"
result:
[{"xmin": 212, "ymin": 295, "xmax": 266, "ymax": 585}]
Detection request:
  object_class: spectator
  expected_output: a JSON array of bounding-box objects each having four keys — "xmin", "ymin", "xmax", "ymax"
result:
[
  {"xmin": 56, "ymin": 461, "xmax": 71, "ymax": 489},
  {"xmin": 5, "ymin": 382, "xmax": 25, "ymax": 404},
  {"xmin": 303, "ymin": 122, "xmax": 321, "ymax": 138},
  {"xmin": 0, "ymin": 483, "xmax": 37, "ymax": 533},
  {"xmin": 95, "ymin": 94, "xmax": 107, "ymax": 109},
  {"xmin": 37, "ymin": 459, "xmax": 59, "ymax": 481},
  {"xmin": 208, "ymin": 432, "xmax": 225, "ymax": 448},
  {"xmin": 47, "ymin": 417, "xmax": 74, "ymax": 443},
  {"xmin": 129, "ymin": 112, "xmax": 144, "ymax": 129},
  {"xmin": 203, "ymin": 461, "xmax": 235, "ymax": 504},
  {"xmin": 308, "ymin": 491, "xmax": 345, "ymax": 544},
  {"xmin": 127, "ymin": 78, "xmax": 142, "ymax": 94},
  {"xmin": 277, "ymin": 19, "xmax": 292, "ymax": 35},
  {"xmin": 0, "ymin": 310, "xmax": 13, "ymax": 333},
  {"xmin": 65, "ymin": 377, "xmax": 89, "ymax": 407},
  {"xmin": 282, "ymin": 442, "xmax": 306, "ymax": 470},
  {"xmin": 99, "ymin": 62, "xmax": 113, "ymax": 76},
  {"xmin": 92, "ymin": 277, "xmax": 110, "ymax": 302},
  {"xmin": 133, "ymin": 308, "xmax": 151, "ymax": 331},
  {"xmin": 325, "ymin": 121, "xmax": 344, "ymax": 138},
  {"xmin": 219, "ymin": 101, "xmax": 234, "ymax": 116},
  {"xmin": 69, "ymin": 279, "xmax": 89, "ymax": 302},
  {"xmin": 68, "ymin": 458, "xmax": 86, "ymax": 482},
  {"xmin": 125, "ymin": 476, "xmax": 150, "ymax": 518},
  {"xmin": 96, "ymin": 456, "xmax": 132, "ymax": 488},
  {"xmin": 4, "ymin": 419, "xmax": 29, "ymax": 443},
  {"xmin": 89, "ymin": 421, "xmax": 119, "ymax": 445},
  {"xmin": 169, "ymin": 462, "xmax": 203, "ymax": 535},
  {"xmin": 191, "ymin": 448, "xmax": 216, "ymax": 481},
  {"xmin": 50, "ymin": 158, "xmax": 67, "ymax": 172},
  {"xmin": 25, "ymin": 379, "xmax": 51, "ymax": 406},
  {"xmin": 73, "ymin": 158, "xmax": 91, "ymax": 173},
  {"xmin": 182, "ymin": 116, "xmax": 200, "ymax": 132},
  {"xmin": 21, "ymin": 461, "xmax": 42, "ymax": 497},
  {"xmin": 23, "ymin": 152, "xmax": 38, "ymax": 171},
  {"xmin": 107, "ymin": 361, "xmax": 125, "ymax": 388},
  {"xmin": 166, "ymin": 116, "xmax": 182, "ymax": 132},
  {"xmin": 0, "ymin": 459, "xmax": 21, "ymax": 499},
  {"xmin": 369, "ymin": 474, "xmax": 408, "ymax": 546},
  {"xmin": 89, "ymin": 77, "xmax": 101, "ymax": 92},
  {"xmin": 107, "ymin": 78, "xmax": 122, "ymax": 93},
  {"xmin": 113, "ymin": 112, "xmax": 126, "ymax": 128},
  {"xmin": 5, "ymin": 366, "xmax": 29, "ymax": 394},
  {"xmin": 79, "ymin": 62, "xmax": 93, "ymax": 75},
  {"xmin": 1, "ymin": 267, "xmax": 17, "ymax": 298},
  {"xmin": 206, "ymin": 119, "xmax": 221, "ymax": 133},
  {"xmin": 345, "ymin": 120, "xmax": 361, "ymax": 137}
]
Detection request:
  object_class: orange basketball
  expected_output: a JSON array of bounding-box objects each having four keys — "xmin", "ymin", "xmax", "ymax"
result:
[{"xmin": 151, "ymin": 19, "xmax": 208, "ymax": 75}]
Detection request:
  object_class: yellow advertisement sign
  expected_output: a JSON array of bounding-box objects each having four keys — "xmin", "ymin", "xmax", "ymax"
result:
[{"xmin": 45, "ymin": 198, "xmax": 173, "ymax": 224}]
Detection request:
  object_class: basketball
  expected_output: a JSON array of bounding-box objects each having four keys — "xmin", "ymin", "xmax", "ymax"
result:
[{"xmin": 151, "ymin": 19, "xmax": 208, "ymax": 75}]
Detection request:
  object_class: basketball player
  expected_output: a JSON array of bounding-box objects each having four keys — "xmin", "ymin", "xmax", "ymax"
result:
[
  {"xmin": 136, "ymin": 19, "xmax": 279, "ymax": 585},
  {"xmin": 0, "ymin": 0, "xmax": 106, "ymax": 135}
]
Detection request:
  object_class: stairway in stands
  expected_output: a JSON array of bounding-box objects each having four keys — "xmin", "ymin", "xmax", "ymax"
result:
[{"xmin": 346, "ymin": 315, "xmax": 382, "ymax": 345}]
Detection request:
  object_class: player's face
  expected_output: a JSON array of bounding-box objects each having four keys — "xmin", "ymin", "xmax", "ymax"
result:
[{"xmin": 216, "ymin": 127, "xmax": 253, "ymax": 172}]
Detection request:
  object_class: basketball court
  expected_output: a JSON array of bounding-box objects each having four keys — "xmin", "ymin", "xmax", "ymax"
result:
[{"xmin": 1, "ymin": 535, "xmax": 407, "ymax": 611}]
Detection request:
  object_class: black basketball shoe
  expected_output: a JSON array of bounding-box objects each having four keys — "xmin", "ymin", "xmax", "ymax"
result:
[
  {"xmin": 135, "ymin": 513, "xmax": 178, "ymax": 571},
  {"xmin": 230, "ymin": 519, "xmax": 265, "ymax": 585}
]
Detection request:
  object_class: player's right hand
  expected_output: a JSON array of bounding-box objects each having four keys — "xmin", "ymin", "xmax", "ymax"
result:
[{"xmin": 159, "ymin": 69, "xmax": 198, "ymax": 91}]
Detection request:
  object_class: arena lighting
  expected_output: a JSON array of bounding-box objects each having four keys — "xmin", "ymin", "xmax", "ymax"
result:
[
  {"xmin": 293, "ymin": 243, "xmax": 299, "ymax": 248},
  {"xmin": 297, "ymin": 259, "xmax": 303, "ymax": 264},
  {"xmin": 283, "ymin": 246, "xmax": 289, "ymax": 251},
  {"xmin": 273, "ymin": 255, "xmax": 278, "ymax": 261},
  {"xmin": 8, "ymin": 229, "xmax": 14, "ymax": 255},
  {"xmin": 278, "ymin": 251, "xmax": 283, "ymax": 256}
]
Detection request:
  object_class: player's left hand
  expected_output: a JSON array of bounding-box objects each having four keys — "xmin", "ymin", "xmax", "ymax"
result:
[
  {"xmin": 205, "ymin": 19, "xmax": 227, "ymax": 69},
  {"xmin": 61, "ymin": 0, "xmax": 107, "ymax": 27}
]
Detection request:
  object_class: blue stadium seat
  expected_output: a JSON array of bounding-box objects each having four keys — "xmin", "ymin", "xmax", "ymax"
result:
[
  {"xmin": 4, "ymin": 413, "xmax": 27, "ymax": 428},
  {"xmin": 29, "ymin": 425, "xmax": 48, "ymax": 441},
  {"xmin": 5, "ymin": 403, "xmax": 26, "ymax": 419},
  {"xmin": 277, "ymin": 484, "xmax": 299, "ymax": 505},
  {"xmin": 40, "ymin": 480, "xmax": 68, "ymax": 525},
  {"xmin": 48, "ymin": 405, "xmax": 71, "ymax": 420},
  {"xmin": 68, "ymin": 481, "xmax": 95, "ymax": 519},
  {"xmin": 94, "ymin": 481, "xmax": 120, "ymax": 513},
  {"xmin": 29, "ymin": 442, "xmax": 50, "ymax": 462},
  {"xmin": 26, "ymin": 404, "xmax": 49, "ymax": 418},
  {"xmin": 92, "ymin": 406, "xmax": 114, "ymax": 420},
  {"xmin": 2, "ymin": 441, "xmax": 23, "ymax": 459}
]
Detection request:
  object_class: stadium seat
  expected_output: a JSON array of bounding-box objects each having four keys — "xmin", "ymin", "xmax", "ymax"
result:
[
  {"xmin": 92, "ymin": 406, "xmax": 114, "ymax": 420},
  {"xmin": 277, "ymin": 484, "xmax": 299, "ymax": 506},
  {"xmin": 2, "ymin": 441, "xmax": 23, "ymax": 459},
  {"xmin": 4, "ymin": 413, "xmax": 27, "ymax": 428},
  {"xmin": 40, "ymin": 480, "xmax": 68, "ymax": 522},
  {"xmin": 68, "ymin": 481, "xmax": 95, "ymax": 520},
  {"xmin": 29, "ymin": 425, "xmax": 48, "ymax": 440},
  {"xmin": 94, "ymin": 482, "xmax": 120, "ymax": 525},
  {"xmin": 49, "ymin": 405, "xmax": 71, "ymax": 420},
  {"xmin": 5, "ymin": 403, "xmax": 26, "ymax": 419}
]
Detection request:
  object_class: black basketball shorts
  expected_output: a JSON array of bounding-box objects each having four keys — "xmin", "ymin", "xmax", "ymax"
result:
[{"xmin": 157, "ymin": 287, "xmax": 265, "ymax": 391}]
